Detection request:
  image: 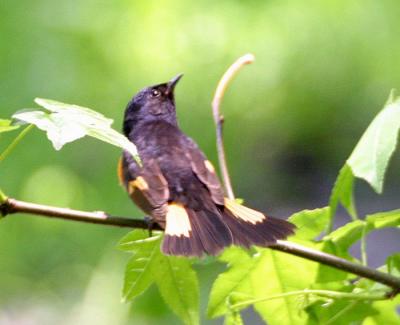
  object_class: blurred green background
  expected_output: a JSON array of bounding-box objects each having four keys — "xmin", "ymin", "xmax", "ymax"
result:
[{"xmin": 1, "ymin": 0, "xmax": 400, "ymax": 324}]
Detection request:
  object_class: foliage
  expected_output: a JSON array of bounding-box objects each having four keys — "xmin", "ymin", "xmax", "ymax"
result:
[
  {"xmin": 1, "ymin": 93, "xmax": 400, "ymax": 324},
  {"xmin": 119, "ymin": 230, "xmax": 199, "ymax": 325},
  {"xmin": 12, "ymin": 98, "xmax": 140, "ymax": 162}
]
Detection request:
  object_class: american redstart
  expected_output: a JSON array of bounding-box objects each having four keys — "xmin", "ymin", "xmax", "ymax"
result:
[{"xmin": 119, "ymin": 74, "xmax": 295, "ymax": 256}]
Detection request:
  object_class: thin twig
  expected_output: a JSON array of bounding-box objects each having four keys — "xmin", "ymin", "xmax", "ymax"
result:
[
  {"xmin": 361, "ymin": 222, "xmax": 368, "ymax": 266},
  {"xmin": 1, "ymin": 197, "xmax": 399, "ymax": 291},
  {"xmin": 0, "ymin": 124, "xmax": 34, "ymax": 163},
  {"xmin": 231, "ymin": 289, "xmax": 387, "ymax": 310},
  {"xmin": 212, "ymin": 54, "xmax": 255, "ymax": 199}
]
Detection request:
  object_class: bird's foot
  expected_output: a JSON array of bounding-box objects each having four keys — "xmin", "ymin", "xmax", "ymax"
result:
[{"xmin": 144, "ymin": 216, "xmax": 155, "ymax": 237}]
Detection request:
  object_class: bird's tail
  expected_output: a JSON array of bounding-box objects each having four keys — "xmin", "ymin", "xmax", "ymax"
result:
[
  {"xmin": 221, "ymin": 198, "xmax": 295, "ymax": 248},
  {"xmin": 161, "ymin": 202, "xmax": 232, "ymax": 257},
  {"xmin": 161, "ymin": 200, "xmax": 295, "ymax": 257}
]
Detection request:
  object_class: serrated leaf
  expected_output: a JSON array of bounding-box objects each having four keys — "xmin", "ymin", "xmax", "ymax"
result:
[
  {"xmin": 207, "ymin": 247, "xmax": 255, "ymax": 318},
  {"xmin": 13, "ymin": 110, "xmax": 87, "ymax": 149},
  {"xmin": 122, "ymin": 250, "xmax": 160, "ymax": 301},
  {"xmin": 329, "ymin": 164, "xmax": 357, "ymax": 221},
  {"xmin": 35, "ymin": 98, "xmax": 113, "ymax": 123},
  {"xmin": 119, "ymin": 230, "xmax": 162, "ymax": 301},
  {"xmin": 250, "ymin": 248, "xmax": 317, "ymax": 325},
  {"xmin": 154, "ymin": 255, "xmax": 199, "ymax": 325},
  {"xmin": 119, "ymin": 231, "xmax": 199, "ymax": 324},
  {"xmin": 0, "ymin": 119, "xmax": 20, "ymax": 133},
  {"xmin": 12, "ymin": 98, "xmax": 139, "ymax": 162},
  {"xmin": 347, "ymin": 94, "xmax": 400, "ymax": 193},
  {"xmin": 288, "ymin": 207, "xmax": 330, "ymax": 240}
]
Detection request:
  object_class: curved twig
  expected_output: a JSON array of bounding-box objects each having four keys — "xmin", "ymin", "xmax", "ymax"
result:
[{"xmin": 212, "ymin": 54, "xmax": 255, "ymax": 199}]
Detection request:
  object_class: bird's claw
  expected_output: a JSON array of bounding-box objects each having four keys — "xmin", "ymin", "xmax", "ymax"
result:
[{"xmin": 144, "ymin": 216, "xmax": 155, "ymax": 237}]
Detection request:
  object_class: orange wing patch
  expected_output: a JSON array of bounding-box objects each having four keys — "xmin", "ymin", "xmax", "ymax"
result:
[
  {"xmin": 224, "ymin": 198, "xmax": 266, "ymax": 225},
  {"xmin": 165, "ymin": 203, "xmax": 192, "ymax": 237},
  {"xmin": 133, "ymin": 176, "xmax": 149, "ymax": 191},
  {"xmin": 128, "ymin": 176, "xmax": 149, "ymax": 194}
]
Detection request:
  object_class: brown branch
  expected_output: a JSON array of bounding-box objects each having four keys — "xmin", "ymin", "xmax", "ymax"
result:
[
  {"xmin": 1, "ymin": 197, "xmax": 399, "ymax": 291},
  {"xmin": 0, "ymin": 197, "xmax": 160, "ymax": 229},
  {"xmin": 212, "ymin": 54, "xmax": 255, "ymax": 199}
]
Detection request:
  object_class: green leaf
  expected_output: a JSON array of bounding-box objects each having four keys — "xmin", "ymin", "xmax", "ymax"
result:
[
  {"xmin": 307, "ymin": 300, "xmax": 377, "ymax": 324},
  {"xmin": 322, "ymin": 209, "xmax": 400, "ymax": 258},
  {"xmin": 119, "ymin": 231, "xmax": 199, "ymax": 324},
  {"xmin": 315, "ymin": 241, "xmax": 352, "ymax": 282},
  {"xmin": 12, "ymin": 98, "xmax": 139, "ymax": 162},
  {"xmin": 118, "ymin": 229, "xmax": 162, "ymax": 252},
  {"xmin": 207, "ymin": 247, "xmax": 255, "ymax": 318},
  {"xmin": 347, "ymin": 93, "xmax": 400, "ymax": 193},
  {"xmin": 323, "ymin": 220, "xmax": 366, "ymax": 252},
  {"xmin": 386, "ymin": 253, "xmax": 400, "ymax": 277},
  {"xmin": 328, "ymin": 164, "xmax": 357, "ymax": 222},
  {"xmin": 154, "ymin": 255, "xmax": 199, "ymax": 325},
  {"xmin": 366, "ymin": 209, "xmax": 400, "ymax": 229},
  {"xmin": 288, "ymin": 207, "xmax": 330, "ymax": 240},
  {"xmin": 0, "ymin": 119, "xmax": 20, "ymax": 134},
  {"xmin": 250, "ymin": 249, "xmax": 318, "ymax": 325},
  {"xmin": 118, "ymin": 230, "xmax": 162, "ymax": 301},
  {"xmin": 362, "ymin": 295, "xmax": 400, "ymax": 324}
]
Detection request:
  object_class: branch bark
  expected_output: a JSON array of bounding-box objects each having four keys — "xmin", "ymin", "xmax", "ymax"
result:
[{"xmin": 1, "ymin": 197, "xmax": 400, "ymax": 291}]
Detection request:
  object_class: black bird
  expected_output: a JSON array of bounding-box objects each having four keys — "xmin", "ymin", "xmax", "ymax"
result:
[{"xmin": 119, "ymin": 74, "xmax": 295, "ymax": 256}]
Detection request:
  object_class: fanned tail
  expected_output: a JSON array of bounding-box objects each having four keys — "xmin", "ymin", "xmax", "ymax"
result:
[
  {"xmin": 161, "ymin": 203, "xmax": 232, "ymax": 257},
  {"xmin": 161, "ymin": 200, "xmax": 295, "ymax": 257},
  {"xmin": 221, "ymin": 198, "xmax": 295, "ymax": 247}
]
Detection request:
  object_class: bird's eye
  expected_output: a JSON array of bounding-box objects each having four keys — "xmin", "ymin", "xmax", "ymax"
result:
[{"xmin": 151, "ymin": 89, "xmax": 161, "ymax": 97}]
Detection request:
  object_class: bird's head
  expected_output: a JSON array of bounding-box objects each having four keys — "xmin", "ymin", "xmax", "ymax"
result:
[{"xmin": 123, "ymin": 74, "xmax": 183, "ymax": 135}]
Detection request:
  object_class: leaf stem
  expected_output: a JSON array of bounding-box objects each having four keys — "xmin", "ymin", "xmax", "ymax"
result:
[
  {"xmin": 230, "ymin": 289, "xmax": 388, "ymax": 310},
  {"xmin": 0, "ymin": 124, "xmax": 34, "ymax": 163},
  {"xmin": 361, "ymin": 222, "xmax": 368, "ymax": 266},
  {"xmin": 211, "ymin": 54, "xmax": 255, "ymax": 199}
]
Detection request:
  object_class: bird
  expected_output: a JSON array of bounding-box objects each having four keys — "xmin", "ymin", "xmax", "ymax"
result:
[{"xmin": 118, "ymin": 74, "xmax": 295, "ymax": 257}]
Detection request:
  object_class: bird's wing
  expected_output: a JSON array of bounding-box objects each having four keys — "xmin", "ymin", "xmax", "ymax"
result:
[
  {"xmin": 185, "ymin": 138, "xmax": 225, "ymax": 205},
  {"xmin": 119, "ymin": 154, "xmax": 169, "ymax": 212}
]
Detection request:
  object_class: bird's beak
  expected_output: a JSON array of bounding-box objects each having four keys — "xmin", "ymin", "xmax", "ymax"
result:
[{"xmin": 166, "ymin": 73, "xmax": 183, "ymax": 95}]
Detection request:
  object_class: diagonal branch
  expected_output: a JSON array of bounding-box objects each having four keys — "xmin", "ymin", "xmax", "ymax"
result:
[{"xmin": 1, "ymin": 196, "xmax": 399, "ymax": 291}]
